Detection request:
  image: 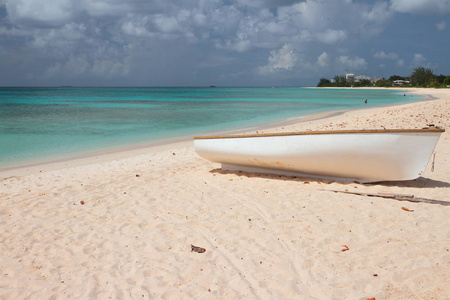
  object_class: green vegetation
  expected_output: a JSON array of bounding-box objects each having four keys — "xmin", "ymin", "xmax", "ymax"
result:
[{"xmin": 317, "ymin": 66, "xmax": 450, "ymax": 88}]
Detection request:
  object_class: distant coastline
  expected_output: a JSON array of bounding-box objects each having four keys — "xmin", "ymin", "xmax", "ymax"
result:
[{"xmin": 317, "ymin": 66, "xmax": 450, "ymax": 88}]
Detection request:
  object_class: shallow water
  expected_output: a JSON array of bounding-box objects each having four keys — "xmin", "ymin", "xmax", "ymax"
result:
[{"xmin": 0, "ymin": 87, "xmax": 423, "ymax": 168}]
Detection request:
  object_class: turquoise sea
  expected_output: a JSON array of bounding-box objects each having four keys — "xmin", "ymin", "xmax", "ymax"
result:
[{"xmin": 0, "ymin": 87, "xmax": 424, "ymax": 169}]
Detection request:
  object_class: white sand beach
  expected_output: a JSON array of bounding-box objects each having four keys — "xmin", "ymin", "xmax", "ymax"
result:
[{"xmin": 1, "ymin": 88, "xmax": 449, "ymax": 299}]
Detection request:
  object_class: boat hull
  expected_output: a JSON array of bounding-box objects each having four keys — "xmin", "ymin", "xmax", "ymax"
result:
[{"xmin": 194, "ymin": 129, "xmax": 444, "ymax": 182}]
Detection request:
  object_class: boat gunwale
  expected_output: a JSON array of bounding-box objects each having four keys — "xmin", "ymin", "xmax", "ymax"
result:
[{"xmin": 194, "ymin": 128, "xmax": 445, "ymax": 140}]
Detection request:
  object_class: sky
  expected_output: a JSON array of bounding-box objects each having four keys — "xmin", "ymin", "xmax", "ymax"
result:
[{"xmin": 0, "ymin": 0, "xmax": 449, "ymax": 87}]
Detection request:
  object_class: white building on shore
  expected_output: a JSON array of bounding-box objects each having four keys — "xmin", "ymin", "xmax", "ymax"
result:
[
  {"xmin": 345, "ymin": 73, "xmax": 355, "ymax": 81},
  {"xmin": 393, "ymin": 79, "xmax": 410, "ymax": 85}
]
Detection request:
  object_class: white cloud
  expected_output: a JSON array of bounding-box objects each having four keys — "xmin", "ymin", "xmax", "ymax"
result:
[
  {"xmin": 436, "ymin": 21, "xmax": 446, "ymax": 31},
  {"xmin": 208, "ymin": 6, "xmax": 243, "ymax": 35},
  {"xmin": 258, "ymin": 44, "xmax": 298, "ymax": 74},
  {"xmin": 235, "ymin": 0, "xmax": 301, "ymax": 9},
  {"xmin": 268, "ymin": 44, "xmax": 297, "ymax": 70},
  {"xmin": 231, "ymin": 40, "xmax": 253, "ymax": 52},
  {"xmin": 391, "ymin": 0, "xmax": 450, "ymax": 16},
  {"xmin": 121, "ymin": 15, "xmax": 152, "ymax": 37},
  {"xmin": 412, "ymin": 53, "xmax": 426, "ymax": 66},
  {"xmin": 278, "ymin": 0, "xmax": 392, "ymax": 37},
  {"xmin": 336, "ymin": 56, "xmax": 368, "ymax": 70},
  {"xmin": 317, "ymin": 52, "xmax": 329, "ymax": 67},
  {"xmin": 29, "ymin": 23, "xmax": 87, "ymax": 53},
  {"xmin": 80, "ymin": 0, "xmax": 131, "ymax": 17},
  {"xmin": 363, "ymin": 2, "xmax": 392, "ymax": 22},
  {"xmin": 317, "ymin": 29, "xmax": 347, "ymax": 44},
  {"xmin": 396, "ymin": 59, "xmax": 405, "ymax": 67},
  {"xmin": 374, "ymin": 51, "xmax": 398, "ymax": 60},
  {"xmin": 211, "ymin": 0, "xmax": 395, "ymax": 55},
  {"xmin": 153, "ymin": 14, "xmax": 181, "ymax": 34},
  {"xmin": 6, "ymin": 0, "xmax": 75, "ymax": 27}
]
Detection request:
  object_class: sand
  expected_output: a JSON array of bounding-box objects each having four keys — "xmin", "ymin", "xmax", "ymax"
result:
[{"xmin": 1, "ymin": 88, "xmax": 449, "ymax": 299}]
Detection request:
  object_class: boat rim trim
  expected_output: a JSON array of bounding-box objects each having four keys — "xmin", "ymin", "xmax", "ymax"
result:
[{"xmin": 194, "ymin": 127, "xmax": 445, "ymax": 140}]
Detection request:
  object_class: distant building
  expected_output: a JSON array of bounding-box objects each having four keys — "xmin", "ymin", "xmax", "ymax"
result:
[
  {"xmin": 393, "ymin": 80, "xmax": 410, "ymax": 85},
  {"xmin": 355, "ymin": 75, "xmax": 371, "ymax": 81},
  {"xmin": 324, "ymin": 73, "xmax": 380, "ymax": 86}
]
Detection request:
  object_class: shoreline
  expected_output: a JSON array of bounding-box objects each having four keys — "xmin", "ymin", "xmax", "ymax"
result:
[
  {"xmin": 1, "ymin": 87, "xmax": 449, "ymax": 299},
  {"xmin": 0, "ymin": 87, "xmax": 435, "ymax": 178},
  {"xmin": 0, "ymin": 106, "xmax": 409, "ymax": 178}
]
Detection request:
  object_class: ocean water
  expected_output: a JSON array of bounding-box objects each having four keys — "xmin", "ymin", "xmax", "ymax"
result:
[{"xmin": 0, "ymin": 87, "xmax": 424, "ymax": 169}]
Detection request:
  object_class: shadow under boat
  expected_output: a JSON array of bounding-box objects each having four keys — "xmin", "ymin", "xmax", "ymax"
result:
[{"xmin": 209, "ymin": 168, "xmax": 450, "ymax": 188}]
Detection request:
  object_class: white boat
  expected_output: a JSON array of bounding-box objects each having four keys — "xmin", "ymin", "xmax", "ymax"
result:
[{"xmin": 194, "ymin": 126, "xmax": 445, "ymax": 182}]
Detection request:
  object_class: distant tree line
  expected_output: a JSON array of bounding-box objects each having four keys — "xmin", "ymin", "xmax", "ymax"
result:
[{"xmin": 317, "ymin": 67, "xmax": 450, "ymax": 88}]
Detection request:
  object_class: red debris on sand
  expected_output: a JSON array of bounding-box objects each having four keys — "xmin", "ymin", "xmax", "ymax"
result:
[
  {"xmin": 80, "ymin": 201, "xmax": 85, "ymax": 205},
  {"xmin": 341, "ymin": 245, "xmax": 349, "ymax": 252},
  {"xmin": 402, "ymin": 207, "xmax": 414, "ymax": 212}
]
